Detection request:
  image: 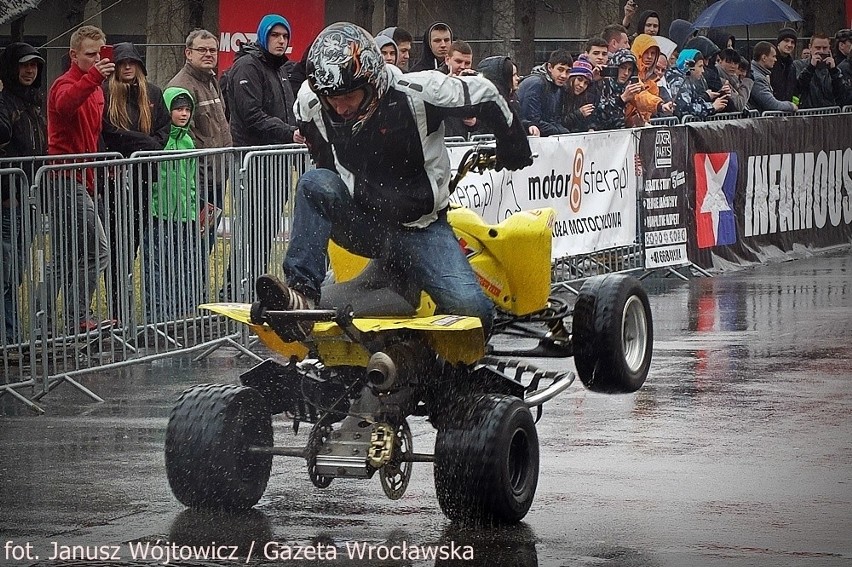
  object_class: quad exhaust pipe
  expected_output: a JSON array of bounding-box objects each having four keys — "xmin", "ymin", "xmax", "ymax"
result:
[
  {"xmin": 367, "ymin": 351, "xmax": 397, "ymax": 391},
  {"xmin": 366, "ymin": 342, "xmax": 430, "ymax": 393}
]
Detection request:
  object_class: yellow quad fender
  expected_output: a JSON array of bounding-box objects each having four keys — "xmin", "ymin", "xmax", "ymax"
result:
[{"xmin": 201, "ymin": 303, "xmax": 485, "ymax": 366}]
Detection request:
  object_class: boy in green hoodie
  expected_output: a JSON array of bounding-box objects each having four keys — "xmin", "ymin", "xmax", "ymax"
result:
[{"xmin": 144, "ymin": 87, "xmax": 204, "ymax": 322}]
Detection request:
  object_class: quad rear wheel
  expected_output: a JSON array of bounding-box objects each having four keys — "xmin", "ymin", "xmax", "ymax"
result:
[
  {"xmin": 572, "ymin": 274, "xmax": 653, "ymax": 393},
  {"xmin": 165, "ymin": 384, "xmax": 273, "ymax": 511},
  {"xmin": 434, "ymin": 394, "xmax": 539, "ymax": 524}
]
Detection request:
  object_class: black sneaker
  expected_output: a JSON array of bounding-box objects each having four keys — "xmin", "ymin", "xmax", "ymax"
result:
[{"xmin": 254, "ymin": 274, "xmax": 315, "ymax": 341}]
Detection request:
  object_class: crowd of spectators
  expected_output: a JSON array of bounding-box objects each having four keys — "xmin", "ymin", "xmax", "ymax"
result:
[{"xmin": 1, "ymin": 9, "xmax": 851, "ymax": 342}]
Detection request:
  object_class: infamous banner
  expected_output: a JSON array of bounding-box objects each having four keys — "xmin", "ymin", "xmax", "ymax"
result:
[
  {"xmin": 218, "ymin": 1, "xmax": 325, "ymax": 71},
  {"xmin": 637, "ymin": 127, "xmax": 690, "ymax": 269},
  {"xmin": 686, "ymin": 115, "xmax": 852, "ymax": 269},
  {"xmin": 448, "ymin": 131, "xmax": 638, "ymax": 259}
]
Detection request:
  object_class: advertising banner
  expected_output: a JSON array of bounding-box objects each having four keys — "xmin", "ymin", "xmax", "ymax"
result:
[
  {"xmin": 447, "ymin": 131, "xmax": 638, "ymax": 259},
  {"xmin": 218, "ymin": 1, "xmax": 325, "ymax": 71},
  {"xmin": 686, "ymin": 115, "xmax": 852, "ymax": 268},
  {"xmin": 637, "ymin": 127, "xmax": 690, "ymax": 269}
]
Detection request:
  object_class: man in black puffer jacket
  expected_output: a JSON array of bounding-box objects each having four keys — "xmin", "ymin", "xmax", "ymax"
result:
[
  {"xmin": 0, "ymin": 43, "xmax": 47, "ymax": 172},
  {"xmin": 0, "ymin": 42, "xmax": 48, "ymax": 342},
  {"xmin": 225, "ymin": 13, "xmax": 297, "ymax": 147}
]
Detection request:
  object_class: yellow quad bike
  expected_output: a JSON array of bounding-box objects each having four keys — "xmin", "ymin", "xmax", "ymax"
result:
[{"xmin": 164, "ymin": 147, "xmax": 653, "ymax": 525}]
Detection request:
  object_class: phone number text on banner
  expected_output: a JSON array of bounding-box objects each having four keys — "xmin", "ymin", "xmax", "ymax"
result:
[{"xmin": 448, "ymin": 131, "xmax": 638, "ymax": 259}]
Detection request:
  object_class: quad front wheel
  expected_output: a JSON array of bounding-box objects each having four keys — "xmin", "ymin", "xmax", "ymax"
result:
[
  {"xmin": 572, "ymin": 274, "xmax": 653, "ymax": 393},
  {"xmin": 434, "ymin": 394, "xmax": 539, "ymax": 524},
  {"xmin": 165, "ymin": 384, "xmax": 273, "ymax": 511}
]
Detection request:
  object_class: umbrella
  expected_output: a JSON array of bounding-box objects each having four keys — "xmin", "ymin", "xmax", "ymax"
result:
[
  {"xmin": 691, "ymin": 0, "xmax": 803, "ymax": 28},
  {"xmin": 0, "ymin": 0, "xmax": 42, "ymax": 25},
  {"xmin": 691, "ymin": 0, "xmax": 803, "ymax": 58},
  {"xmin": 654, "ymin": 36, "xmax": 678, "ymax": 60}
]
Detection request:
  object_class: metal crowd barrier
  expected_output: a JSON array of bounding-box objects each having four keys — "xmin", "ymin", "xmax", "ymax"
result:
[
  {"xmin": 233, "ymin": 146, "xmax": 311, "ymax": 304},
  {"xmin": 1, "ymin": 140, "xmax": 652, "ymax": 411},
  {"xmin": 1, "ymin": 168, "xmax": 40, "ymax": 410},
  {"xmin": 551, "ymin": 243, "xmax": 645, "ymax": 293},
  {"xmin": 649, "ymin": 116, "xmax": 679, "ymax": 126},
  {"xmin": 797, "ymin": 106, "xmax": 841, "ymax": 116}
]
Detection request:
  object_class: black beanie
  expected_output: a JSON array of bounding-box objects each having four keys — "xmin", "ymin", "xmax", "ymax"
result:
[{"xmin": 777, "ymin": 28, "xmax": 798, "ymax": 43}]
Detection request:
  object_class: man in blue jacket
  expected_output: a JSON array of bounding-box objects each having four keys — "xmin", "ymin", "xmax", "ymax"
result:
[{"xmin": 517, "ymin": 49, "xmax": 572, "ymax": 136}]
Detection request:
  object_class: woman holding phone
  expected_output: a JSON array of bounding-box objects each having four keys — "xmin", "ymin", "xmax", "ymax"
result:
[{"xmin": 100, "ymin": 42, "xmax": 170, "ymax": 323}]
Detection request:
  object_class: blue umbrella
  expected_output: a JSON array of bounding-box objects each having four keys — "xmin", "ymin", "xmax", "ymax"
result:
[
  {"xmin": 691, "ymin": 0, "xmax": 803, "ymax": 58},
  {"xmin": 692, "ymin": 0, "xmax": 803, "ymax": 28}
]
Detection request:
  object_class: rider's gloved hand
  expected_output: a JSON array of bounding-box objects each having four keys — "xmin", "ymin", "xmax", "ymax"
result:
[{"xmin": 495, "ymin": 144, "xmax": 533, "ymax": 171}]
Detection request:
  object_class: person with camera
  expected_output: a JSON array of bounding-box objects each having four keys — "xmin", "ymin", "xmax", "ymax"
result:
[
  {"xmin": 671, "ymin": 49, "xmax": 728, "ymax": 121},
  {"xmin": 628, "ymin": 34, "xmax": 673, "ymax": 126},
  {"xmin": 592, "ymin": 49, "xmax": 646, "ymax": 130},
  {"xmin": 47, "ymin": 25, "xmax": 114, "ymax": 332},
  {"xmin": 793, "ymin": 33, "xmax": 846, "ymax": 109}
]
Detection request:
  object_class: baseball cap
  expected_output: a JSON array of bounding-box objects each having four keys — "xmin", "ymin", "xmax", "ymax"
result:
[
  {"xmin": 836, "ymin": 29, "xmax": 852, "ymax": 41},
  {"xmin": 18, "ymin": 53, "xmax": 44, "ymax": 64}
]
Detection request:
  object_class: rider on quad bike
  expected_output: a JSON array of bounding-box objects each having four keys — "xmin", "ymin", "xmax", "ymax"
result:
[{"xmin": 253, "ymin": 22, "xmax": 533, "ymax": 340}]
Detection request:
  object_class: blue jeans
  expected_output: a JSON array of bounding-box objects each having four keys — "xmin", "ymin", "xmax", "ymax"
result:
[{"xmin": 283, "ymin": 169, "xmax": 494, "ymax": 332}]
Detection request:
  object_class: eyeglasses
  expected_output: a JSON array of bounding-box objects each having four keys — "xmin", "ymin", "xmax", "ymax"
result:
[{"xmin": 189, "ymin": 47, "xmax": 218, "ymax": 55}]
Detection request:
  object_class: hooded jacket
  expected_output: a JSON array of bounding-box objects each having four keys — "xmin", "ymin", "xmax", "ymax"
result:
[
  {"xmin": 101, "ymin": 73, "xmax": 170, "ymax": 157},
  {"xmin": 151, "ymin": 87, "xmax": 197, "ymax": 221},
  {"xmin": 667, "ymin": 48, "xmax": 700, "ymax": 101},
  {"xmin": 225, "ymin": 34, "xmax": 297, "ymax": 146},
  {"xmin": 167, "ymin": 60, "xmax": 233, "ymax": 182},
  {"xmin": 410, "ymin": 22, "xmax": 453, "ymax": 72},
  {"xmin": 0, "ymin": 42, "xmax": 47, "ymax": 163},
  {"xmin": 474, "ymin": 56, "xmax": 523, "ymax": 135},
  {"xmin": 668, "ymin": 19, "xmax": 695, "ymax": 50},
  {"xmin": 684, "ymin": 36, "xmax": 723, "ymax": 92},
  {"xmin": 633, "ymin": 10, "xmax": 660, "ymax": 37},
  {"xmin": 375, "ymin": 35, "xmax": 398, "ymax": 66},
  {"xmin": 295, "ymin": 64, "xmax": 530, "ymax": 228},
  {"xmin": 517, "ymin": 64, "xmax": 569, "ymax": 136},
  {"xmin": 674, "ymin": 69, "xmax": 715, "ymax": 120},
  {"xmin": 592, "ymin": 49, "xmax": 635, "ymax": 130},
  {"xmin": 112, "ymin": 42, "xmax": 147, "ymax": 75},
  {"xmin": 614, "ymin": 37, "xmax": 662, "ymax": 126}
]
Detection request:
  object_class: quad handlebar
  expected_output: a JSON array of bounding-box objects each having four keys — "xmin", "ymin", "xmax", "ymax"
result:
[{"xmin": 449, "ymin": 146, "xmax": 497, "ymax": 193}]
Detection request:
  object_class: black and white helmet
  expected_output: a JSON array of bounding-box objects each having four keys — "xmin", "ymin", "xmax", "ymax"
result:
[{"xmin": 307, "ymin": 22, "xmax": 388, "ymax": 128}]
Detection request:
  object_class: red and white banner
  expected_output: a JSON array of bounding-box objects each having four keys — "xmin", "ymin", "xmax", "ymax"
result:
[
  {"xmin": 448, "ymin": 131, "xmax": 639, "ymax": 259},
  {"xmin": 218, "ymin": 0, "xmax": 325, "ymax": 71}
]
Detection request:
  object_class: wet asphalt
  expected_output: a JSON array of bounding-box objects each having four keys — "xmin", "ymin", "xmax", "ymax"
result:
[{"xmin": 1, "ymin": 247, "xmax": 851, "ymax": 567}]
